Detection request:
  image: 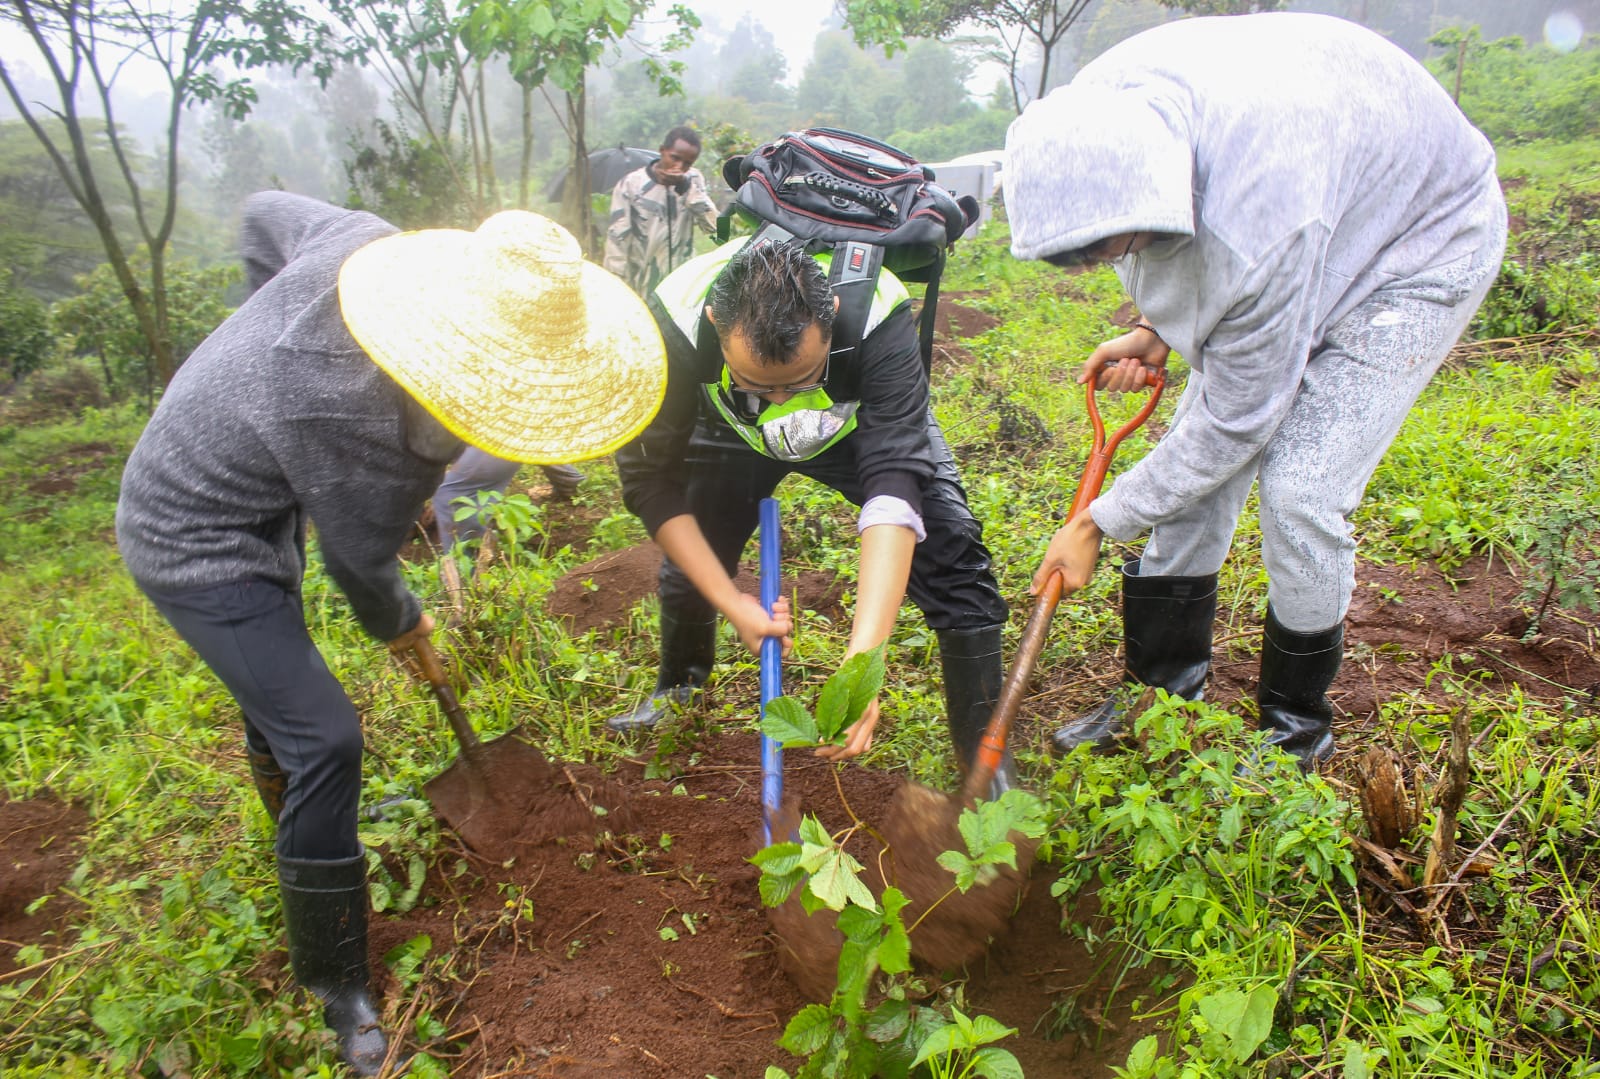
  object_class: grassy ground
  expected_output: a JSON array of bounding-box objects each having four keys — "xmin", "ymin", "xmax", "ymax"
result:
[{"xmin": 2, "ymin": 162, "xmax": 1599, "ymax": 1075}]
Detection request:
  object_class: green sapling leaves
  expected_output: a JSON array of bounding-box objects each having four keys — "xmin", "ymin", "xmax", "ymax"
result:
[
  {"xmin": 936, "ymin": 790, "xmax": 1049, "ymax": 891},
  {"xmin": 760, "ymin": 643, "xmax": 886, "ymax": 748}
]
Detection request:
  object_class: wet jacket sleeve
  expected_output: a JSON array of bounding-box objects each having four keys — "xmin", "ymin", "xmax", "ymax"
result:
[
  {"xmin": 310, "ymin": 470, "xmax": 428, "ymax": 642},
  {"xmin": 852, "ymin": 304, "xmax": 935, "ymax": 516},
  {"xmin": 294, "ymin": 428, "xmax": 439, "ymax": 641},
  {"xmin": 603, "ymin": 178, "xmax": 637, "ymax": 281},
  {"xmin": 268, "ymin": 366, "xmax": 448, "ymax": 642},
  {"xmin": 1091, "ymin": 224, "xmax": 1329, "ymax": 540},
  {"xmin": 687, "ymin": 171, "xmax": 719, "ymax": 235},
  {"xmin": 616, "ymin": 303, "xmax": 701, "ymax": 536}
]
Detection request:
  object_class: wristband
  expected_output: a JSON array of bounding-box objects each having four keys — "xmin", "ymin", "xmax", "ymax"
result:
[{"xmin": 1133, "ymin": 319, "xmax": 1164, "ymax": 344}]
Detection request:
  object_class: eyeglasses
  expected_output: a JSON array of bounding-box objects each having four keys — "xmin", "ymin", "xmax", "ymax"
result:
[
  {"xmin": 1042, "ymin": 232, "xmax": 1138, "ymax": 270},
  {"xmin": 721, "ymin": 355, "xmax": 830, "ymax": 422}
]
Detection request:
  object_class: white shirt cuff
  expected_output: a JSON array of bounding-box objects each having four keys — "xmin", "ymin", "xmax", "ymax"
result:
[{"xmin": 858, "ymin": 495, "xmax": 926, "ymax": 542}]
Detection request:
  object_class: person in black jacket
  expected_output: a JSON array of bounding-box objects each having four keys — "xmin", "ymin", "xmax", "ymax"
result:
[{"xmin": 607, "ymin": 234, "xmax": 1013, "ymax": 792}]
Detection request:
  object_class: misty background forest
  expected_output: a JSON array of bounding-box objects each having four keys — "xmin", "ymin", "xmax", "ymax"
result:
[{"xmin": 2, "ymin": 0, "xmax": 1599, "ymax": 403}]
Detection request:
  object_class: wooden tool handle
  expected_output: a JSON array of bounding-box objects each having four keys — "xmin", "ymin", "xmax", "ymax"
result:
[{"xmin": 411, "ymin": 637, "xmax": 481, "ymax": 753}]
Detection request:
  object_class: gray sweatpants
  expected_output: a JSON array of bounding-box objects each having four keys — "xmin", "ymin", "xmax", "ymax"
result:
[{"xmin": 1141, "ymin": 220, "xmax": 1507, "ymax": 631}]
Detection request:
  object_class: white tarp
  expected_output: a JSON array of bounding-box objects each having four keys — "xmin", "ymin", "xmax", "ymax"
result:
[{"xmin": 925, "ymin": 150, "xmax": 1005, "ymax": 238}]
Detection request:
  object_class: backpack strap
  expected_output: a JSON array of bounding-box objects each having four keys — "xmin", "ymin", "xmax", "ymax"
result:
[
  {"xmin": 741, "ymin": 222, "xmax": 906, "ymax": 371},
  {"xmin": 715, "ymin": 201, "xmax": 739, "ymax": 245},
  {"xmin": 916, "ymin": 249, "xmax": 945, "ymax": 377},
  {"xmin": 826, "ymin": 239, "xmax": 884, "ymax": 369}
]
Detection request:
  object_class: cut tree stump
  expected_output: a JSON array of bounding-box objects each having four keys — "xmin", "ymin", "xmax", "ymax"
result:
[{"xmin": 1356, "ymin": 745, "xmax": 1414, "ymax": 850}]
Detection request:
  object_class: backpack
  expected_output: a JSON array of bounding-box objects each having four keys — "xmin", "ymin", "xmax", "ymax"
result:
[{"xmin": 717, "ymin": 128, "xmax": 980, "ymax": 374}]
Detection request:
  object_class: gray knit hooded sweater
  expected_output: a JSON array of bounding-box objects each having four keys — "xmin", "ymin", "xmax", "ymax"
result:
[
  {"xmin": 1004, "ymin": 13, "xmax": 1503, "ymax": 541},
  {"xmin": 116, "ymin": 193, "xmax": 464, "ymax": 640}
]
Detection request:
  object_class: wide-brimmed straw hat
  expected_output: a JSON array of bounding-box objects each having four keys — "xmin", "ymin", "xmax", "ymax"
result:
[{"xmin": 339, "ymin": 211, "xmax": 665, "ymax": 464}]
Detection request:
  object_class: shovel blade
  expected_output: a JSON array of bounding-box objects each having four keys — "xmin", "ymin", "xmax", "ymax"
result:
[
  {"xmin": 882, "ymin": 781, "xmax": 1036, "ymax": 970},
  {"xmin": 423, "ymin": 728, "xmax": 560, "ymax": 861}
]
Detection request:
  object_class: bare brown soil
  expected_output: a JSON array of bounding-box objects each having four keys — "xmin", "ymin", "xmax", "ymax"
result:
[
  {"xmin": 546, "ymin": 540, "xmax": 845, "ymax": 635},
  {"xmin": 363, "ymin": 730, "xmax": 1152, "ymax": 1077},
  {"xmin": 0, "ymin": 797, "xmax": 88, "ymax": 976},
  {"xmin": 1012, "ymin": 553, "xmax": 1600, "ymax": 791},
  {"xmin": 929, "ymin": 298, "xmax": 1000, "ymax": 340}
]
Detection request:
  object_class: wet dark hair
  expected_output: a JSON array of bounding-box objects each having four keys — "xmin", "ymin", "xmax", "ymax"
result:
[
  {"xmin": 708, "ymin": 239, "xmax": 835, "ymax": 366},
  {"xmin": 662, "ymin": 125, "xmax": 701, "ymax": 152}
]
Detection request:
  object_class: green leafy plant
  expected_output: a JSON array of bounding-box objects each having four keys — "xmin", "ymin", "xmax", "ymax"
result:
[
  {"xmin": 911, "ymin": 1005, "xmax": 1024, "ymax": 1079},
  {"xmin": 0, "ymin": 266, "xmax": 52, "ymax": 382},
  {"xmin": 50, "ymin": 254, "xmax": 240, "ymax": 404},
  {"xmin": 761, "ymin": 644, "xmax": 885, "ymax": 749},
  {"xmin": 450, "ymin": 488, "xmax": 546, "ymax": 568},
  {"xmin": 1516, "ymin": 496, "xmax": 1600, "ymax": 637},
  {"xmin": 754, "ymin": 650, "xmax": 1040, "ymax": 1078}
]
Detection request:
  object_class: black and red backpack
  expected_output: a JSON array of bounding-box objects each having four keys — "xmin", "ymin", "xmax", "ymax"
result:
[{"xmin": 718, "ymin": 128, "xmax": 981, "ymax": 373}]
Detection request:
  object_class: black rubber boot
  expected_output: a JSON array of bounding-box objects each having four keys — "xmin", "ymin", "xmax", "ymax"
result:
[
  {"xmin": 1052, "ymin": 560, "xmax": 1217, "ymax": 755},
  {"xmin": 938, "ymin": 625, "xmax": 1019, "ymax": 800},
  {"xmin": 1255, "ymin": 608, "xmax": 1342, "ymax": 770},
  {"xmin": 605, "ymin": 604, "xmax": 717, "ymax": 732},
  {"xmin": 279, "ymin": 853, "xmax": 390, "ymax": 1076},
  {"xmin": 247, "ymin": 748, "xmax": 287, "ymax": 823}
]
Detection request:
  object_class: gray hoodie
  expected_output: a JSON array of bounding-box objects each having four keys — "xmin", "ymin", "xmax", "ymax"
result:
[
  {"xmin": 1004, "ymin": 13, "xmax": 1503, "ymax": 541},
  {"xmin": 116, "ymin": 193, "xmax": 463, "ymax": 640}
]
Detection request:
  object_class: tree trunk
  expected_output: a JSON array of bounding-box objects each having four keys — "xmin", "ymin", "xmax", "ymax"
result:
[
  {"xmin": 475, "ymin": 61, "xmax": 498, "ymax": 212},
  {"xmin": 147, "ymin": 244, "xmax": 175, "ymax": 386},
  {"xmin": 519, "ymin": 83, "xmax": 533, "ymax": 210},
  {"xmin": 560, "ymin": 79, "xmax": 593, "ymax": 256}
]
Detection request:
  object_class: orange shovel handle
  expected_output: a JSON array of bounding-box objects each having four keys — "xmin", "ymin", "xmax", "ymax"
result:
[{"xmin": 964, "ymin": 370, "xmax": 1166, "ymax": 802}]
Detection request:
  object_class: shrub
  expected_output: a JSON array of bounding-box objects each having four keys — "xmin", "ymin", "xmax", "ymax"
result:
[
  {"xmin": 1472, "ymin": 253, "xmax": 1600, "ymax": 338},
  {"xmin": 51, "ymin": 254, "xmax": 239, "ymax": 402},
  {"xmin": 0, "ymin": 357, "xmax": 110, "ymax": 425},
  {"xmin": 1431, "ymin": 31, "xmax": 1600, "ymax": 145},
  {"xmin": 0, "ymin": 268, "xmax": 53, "ymax": 384}
]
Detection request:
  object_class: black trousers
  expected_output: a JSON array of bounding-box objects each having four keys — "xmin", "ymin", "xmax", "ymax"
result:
[
  {"xmin": 659, "ymin": 412, "xmax": 1008, "ymax": 632},
  {"xmin": 138, "ymin": 577, "xmax": 363, "ymax": 861}
]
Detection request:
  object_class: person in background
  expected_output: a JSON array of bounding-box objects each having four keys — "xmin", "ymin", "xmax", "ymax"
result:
[
  {"xmin": 603, "ymin": 125, "xmax": 720, "ymax": 296},
  {"xmin": 432, "ymin": 450, "xmax": 582, "ymax": 556},
  {"xmin": 1004, "ymin": 12, "xmax": 1507, "ymax": 769},
  {"xmin": 433, "ymin": 126, "xmax": 719, "ymax": 556},
  {"xmin": 116, "ymin": 192, "xmax": 664, "ymax": 1073},
  {"xmin": 607, "ymin": 234, "xmax": 1015, "ymax": 797}
]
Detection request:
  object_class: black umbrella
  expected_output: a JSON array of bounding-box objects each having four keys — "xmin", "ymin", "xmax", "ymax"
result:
[{"xmin": 544, "ymin": 145, "xmax": 659, "ymax": 203}]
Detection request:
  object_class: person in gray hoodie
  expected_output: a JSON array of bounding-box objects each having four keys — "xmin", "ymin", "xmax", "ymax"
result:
[
  {"xmin": 116, "ymin": 192, "xmax": 665, "ymax": 1072},
  {"xmin": 1003, "ymin": 13, "xmax": 1507, "ymax": 768}
]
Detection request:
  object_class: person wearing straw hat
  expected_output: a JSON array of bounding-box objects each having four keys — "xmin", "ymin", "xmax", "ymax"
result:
[
  {"xmin": 1003, "ymin": 13, "xmax": 1507, "ymax": 769},
  {"xmin": 115, "ymin": 191, "xmax": 665, "ymax": 1074}
]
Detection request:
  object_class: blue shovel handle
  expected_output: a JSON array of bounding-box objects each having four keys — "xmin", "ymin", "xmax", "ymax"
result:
[{"xmin": 758, "ymin": 497, "xmax": 783, "ymax": 846}]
